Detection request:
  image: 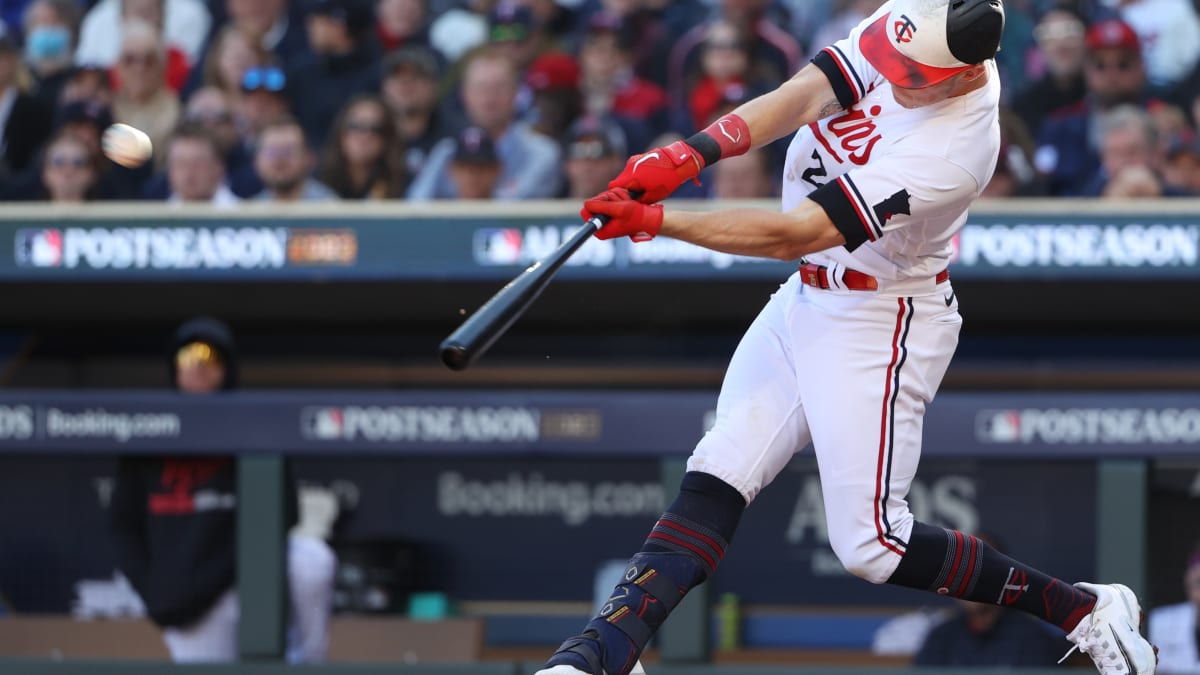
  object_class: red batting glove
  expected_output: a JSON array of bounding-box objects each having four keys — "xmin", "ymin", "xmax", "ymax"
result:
[
  {"xmin": 608, "ymin": 140, "xmax": 705, "ymax": 203},
  {"xmin": 582, "ymin": 188, "xmax": 664, "ymax": 242}
]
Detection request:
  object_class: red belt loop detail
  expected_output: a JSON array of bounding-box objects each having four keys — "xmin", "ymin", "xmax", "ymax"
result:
[{"xmin": 798, "ymin": 263, "xmax": 949, "ymax": 292}]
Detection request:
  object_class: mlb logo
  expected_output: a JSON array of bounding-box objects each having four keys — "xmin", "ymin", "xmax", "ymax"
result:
[
  {"xmin": 473, "ymin": 228, "xmax": 523, "ymax": 265},
  {"xmin": 301, "ymin": 407, "xmax": 343, "ymax": 440},
  {"xmin": 976, "ymin": 409, "xmax": 1021, "ymax": 443},
  {"xmin": 15, "ymin": 229, "xmax": 63, "ymax": 267}
]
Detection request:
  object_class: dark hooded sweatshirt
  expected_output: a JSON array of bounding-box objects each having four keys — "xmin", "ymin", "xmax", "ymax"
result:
[{"xmin": 109, "ymin": 318, "xmax": 296, "ymax": 628}]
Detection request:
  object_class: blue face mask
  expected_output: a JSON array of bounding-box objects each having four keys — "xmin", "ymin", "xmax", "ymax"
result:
[{"xmin": 24, "ymin": 26, "xmax": 71, "ymax": 62}]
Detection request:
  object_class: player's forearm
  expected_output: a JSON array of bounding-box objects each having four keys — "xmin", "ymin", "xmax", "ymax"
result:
[
  {"xmin": 727, "ymin": 64, "xmax": 842, "ymax": 149},
  {"xmin": 659, "ymin": 203, "xmax": 844, "ymax": 261}
]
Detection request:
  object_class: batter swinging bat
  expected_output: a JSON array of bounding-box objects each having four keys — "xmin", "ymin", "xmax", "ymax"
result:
[{"xmin": 439, "ymin": 213, "xmax": 610, "ymax": 371}]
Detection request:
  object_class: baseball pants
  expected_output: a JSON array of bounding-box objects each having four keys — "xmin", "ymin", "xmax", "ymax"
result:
[
  {"xmin": 162, "ymin": 535, "xmax": 337, "ymax": 663},
  {"xmin": 688, "ymin": 271, "xmax": 961, "ymax": 583}
]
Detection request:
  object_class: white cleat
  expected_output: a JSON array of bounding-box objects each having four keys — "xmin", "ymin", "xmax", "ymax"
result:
[
  {"xmin": 1063, "ymin": 582, "xmax": 1158, "ymax": 675},
  {"xmin": 533, "ymin": 659, "xmax": 647, "ymax": 675}
]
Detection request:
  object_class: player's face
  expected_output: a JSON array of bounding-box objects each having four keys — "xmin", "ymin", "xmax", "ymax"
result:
[{"xmin": 889, "ymin": 75, "xmax": 960, "ymax": 108}]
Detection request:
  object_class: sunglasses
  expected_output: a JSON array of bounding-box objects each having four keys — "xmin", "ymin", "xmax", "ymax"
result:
[
  {"xmin": 241, "ymin": 67, "xmax": 286, "ymax": 92},
  {"xmin": 186, "ymin": 110, "xmax": 232, "ymax": 125},
  {"xmin": 49, "ymin": 154, "xmax": 88, "ymax": 169},
  {"xmin": 120, "ymin": 51, "xmax": 159, "ymax": 66},
  {"xmin": 345, "ymin": 120, "xmax": 384, "ymax": 135},
  {"xmin": 1088, "ymin": 57, "xmax": 1138, "ymax": 72}
]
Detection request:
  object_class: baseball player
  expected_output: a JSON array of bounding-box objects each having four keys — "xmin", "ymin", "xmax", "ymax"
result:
[{"xmin": 536, "ymin": 1, "xmax": 1158, "ymax": 674}]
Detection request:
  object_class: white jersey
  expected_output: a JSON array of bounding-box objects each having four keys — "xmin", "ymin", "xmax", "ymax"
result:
[{"xmin": 781, "ymin": 1, "xmax": 1001, "ymax": 293}]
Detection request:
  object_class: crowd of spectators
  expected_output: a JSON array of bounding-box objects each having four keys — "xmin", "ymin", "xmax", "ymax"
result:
[{"xmin": 2, "ymin": 0, "xmax": 1200, "ymax": 204}]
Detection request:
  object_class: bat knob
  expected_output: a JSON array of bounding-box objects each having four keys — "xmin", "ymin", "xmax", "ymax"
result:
[{"xmin": 440, "ymin": 342, "xmax": 471, "ymax": 371}]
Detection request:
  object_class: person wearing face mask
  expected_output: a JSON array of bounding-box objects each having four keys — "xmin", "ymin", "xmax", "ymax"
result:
[{"xmin": 21, "ymin": 0, "xmax": 82, "ymax": 112}]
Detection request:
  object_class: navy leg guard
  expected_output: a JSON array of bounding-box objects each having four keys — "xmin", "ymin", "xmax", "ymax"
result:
[
  {"xmin": 543, "ymin": 472, "xmax": 744, "ymax": 675},
  {"xmin": 545, "ymin": 551, "xmax": 708, "ymax": 675}
]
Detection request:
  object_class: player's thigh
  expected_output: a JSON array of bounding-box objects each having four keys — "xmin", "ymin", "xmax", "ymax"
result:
[
  {"xmin": 797, "ymin": 292, "xmax": 961, "ymax": 557},
  {"xmin": 689, "ymin": 277, "xmax": 812, "ymax": 503}
]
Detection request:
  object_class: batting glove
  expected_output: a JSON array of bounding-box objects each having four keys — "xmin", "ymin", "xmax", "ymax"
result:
[
  {"xmin": 582, "ymin": 188, "xmax": 664, "ymax": 242},
  {"xmin": 608, "ymin": 140, "xmax": 705, "ymax": 203},
  {"xmin": 608, "ymin": 114, "xmax": 752, "ymax": 203}
]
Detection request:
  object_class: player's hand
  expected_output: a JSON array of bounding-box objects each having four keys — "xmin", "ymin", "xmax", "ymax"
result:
[
  {"xmin": 609, "ymin": 140, "xmax": 704, "ymax": 203},
  {"xmin": 582, "ymin": 188, "xmax": 664, "ymax": 242}
]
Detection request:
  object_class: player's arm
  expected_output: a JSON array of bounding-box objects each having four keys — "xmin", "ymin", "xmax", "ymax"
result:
[
  {"xmin": 583, "ymin": 189, "xmax": 845, "ymax": 261},
  {"xmin": 608, "ymin": 63, "xmax": 842, "ymax": 203}
]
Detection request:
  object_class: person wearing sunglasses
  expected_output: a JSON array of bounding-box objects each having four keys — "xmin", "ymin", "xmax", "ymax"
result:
[
  {"xmin": 1032, "ymin": 17, "xmax": 1166, "ymax": 196},
  {"xmin": 112, "ymin": 20, "xmax": 181, "ymax": 167},
  {"xmin": 37, "ymin": 130, "xmax": 102, "ymax": 201}
]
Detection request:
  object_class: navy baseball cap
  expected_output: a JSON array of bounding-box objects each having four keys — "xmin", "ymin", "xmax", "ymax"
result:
[
  {"xmin": 563, "ymin": 115, "xmax": 627, "ymax": 160},
  {"xmin": 308, "ymin": 0, "xmax": 376, "ymax": 34},
  {"xmin": 453, "ymin": 127, "xmax": 498, "ymax": 165},
  {"xmin": 860, "ymin": 0, "xmax": 1004, "ymax": 89}
]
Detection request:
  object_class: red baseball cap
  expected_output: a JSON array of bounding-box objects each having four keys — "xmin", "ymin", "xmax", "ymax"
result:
[
  {"xmin": 525, "ymin": 52, "xmax": 580, "ymax": 92},
  {"xmin": 1085, "ymin": 18, "xmax": 1140, "ymax": 52},
  {"xmin": 860, "ymin": 0, "xmax": 1005, "ymax": 89}
]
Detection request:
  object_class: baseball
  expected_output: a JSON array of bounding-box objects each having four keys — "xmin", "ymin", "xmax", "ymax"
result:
[{"xmin": 101, "ymin": 123, "xmax": 153, "ymax": 168}]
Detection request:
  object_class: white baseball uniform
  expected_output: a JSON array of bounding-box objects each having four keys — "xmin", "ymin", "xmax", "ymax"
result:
[{"xmin": 687, "ymin": 1, "xmax": 1001, "ymax": 584}]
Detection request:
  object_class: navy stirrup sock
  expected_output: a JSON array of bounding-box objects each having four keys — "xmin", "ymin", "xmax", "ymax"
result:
[
  {"xmin": 546, "ymin": 472, "xmax": 746, "ymax": 675},
  {"xmin": 889, "ymin": 521, "xmax": 1097, "ymax": 631}
]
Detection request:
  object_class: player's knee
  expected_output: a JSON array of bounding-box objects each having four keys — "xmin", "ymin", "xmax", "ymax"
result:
[{"xmin": 828, "ymin": 535, "xmax": 896, "ymax": 585}]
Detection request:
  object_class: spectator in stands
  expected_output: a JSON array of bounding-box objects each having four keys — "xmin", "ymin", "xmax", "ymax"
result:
[
  {"xmin": 523, "ymin": 50, "xmax": 582, "ymax": 142},
  {"xmin": 1012, "ymin": 6, "xmax": 1088, "ymax": 139},
  {"xmin": 58, "ymin": 63, "xmax": 114, "ymax": 109},
  {"xmin": 1085, "ymin": 103, "xmax": 1172, "ymax": 197},
  {"xmin": 710, "ymin": 148, "xmax": 775, "ymax": 198},
  {"xmin": 141, "ymin": 86, "xmax": 260, "ymax": 199},
  {"xmin": 562, "ymin": 113, "xmax": 627, "ymax": 199},
  {"xmin": 685, "ymin": 19, "xmax": 769, "ymax": 134},
  {"xmin": 101, "ymin": 0, "xmax": 194, "ymax": 93},
  {"xmin": 287, "ymin": 0, "xmax": 382, "ymax": 151},
  {"xmin": 34, "ymin": 130, "xmax": 104, "ymax": 201},
  {"xmin": 1034, "ymin": 17, "xmax": 1158, "ymax": 195},
  {"xmin": 165, "ymin": 124, "xmax": 238, "ymax": 205},
  {"xmin": 1149, "ymin": 543, "xmax": 1200, "ymax": 673},
  {"xmin": 578, "ymin": 12, "xmax": 667, "ymax": 148},
  {"xmin": 0, "ymin": 25, "xmax": 53, "ymax": 178},
  {"xmin": 666, "ymin": 0, "xmax": 802, "ymax": 123},
  {"xmin": 984, "ymin": 107, "xmax": 1042, "ymax": 197},
  {"xmin": 1107, "ymin": 0, "xmax": 1200, "ymax": 89},
  {"xmin": 375, "ymin": 0, "xmax": 431, "ymax": 52},
  {"xmin": 317, "ymin": 93, "xmax": 406, "ymax": 199},
  {"xmin": 198, "ymin": 25, "xmax": 273, "ymax": 103},
  {"xmin": 1163, "ymin": 137, "xmax": 1200, "ymax": 195},
  {"xmin": 254, "ymin": 116, "xmax": 337, "ymax": 201},
  {"xmin": 51, "ymin": 98, "xmax": 150, "ymax": 198},
  {"xmin": 913, "ymin": 534, "xmax": 1066, "ymax": 668},
  {"xmin": 577, "ymin": 0, "xmax": 706, "ymax": 89},
  {"xmin": 237, "ymin": 66, "xmax": 293, "ymax": 152},
  {"xmin": 112, "ymin": 21, "xmax": 180, "ymax": 163},
  {"xmin": 21, "ymin": 0, "xmax": 82, "ymax": 112},
  {"xmin": 379, "ymin": 45, "xmax": 455, "ymax": 178},
  {"xmin": 407, "ymin": 47, "xmax": 561, "ymax": 200},
  {"xmin": 110, "ymin": 317, "xmax": 336, "ymax": 663},
  {"xmin": 447, "ymin": 125, "xmax": 501, "ymax": 199},
  {"xmin": 76, "ymin": 0, "xmax": 209, "ymax": 69},
  {"xmin": 486, "ymin": 2, "xmax": 544, "ymax": 72},
  {"xmin": 182, "ymin": 0, "xmax": 310, "ymax": 99}
]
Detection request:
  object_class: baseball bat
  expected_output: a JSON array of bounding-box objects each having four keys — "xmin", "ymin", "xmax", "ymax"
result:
[{"xmin": 439, "ymin": 213, "xmax": 610, "ymax": 371}]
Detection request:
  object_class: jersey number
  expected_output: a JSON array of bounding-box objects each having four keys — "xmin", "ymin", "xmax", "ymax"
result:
[{"xmin": 801, "ymin": 149, "xmax": 828, "ymax": 188}]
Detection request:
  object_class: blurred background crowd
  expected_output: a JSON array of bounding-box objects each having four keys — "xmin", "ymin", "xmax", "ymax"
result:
[{"xmin": 0, "ymin": 0, "xmax": 1199, "ymax": 204}]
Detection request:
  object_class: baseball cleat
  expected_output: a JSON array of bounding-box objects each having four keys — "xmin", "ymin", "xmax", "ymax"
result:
[
  {"xmin": 1062, "ymin": 582, "xmax": 1157, "ymax": 674},
  {"xmin": 533, "ymin": 659, "xmax": 647, "ymax": 675}
]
